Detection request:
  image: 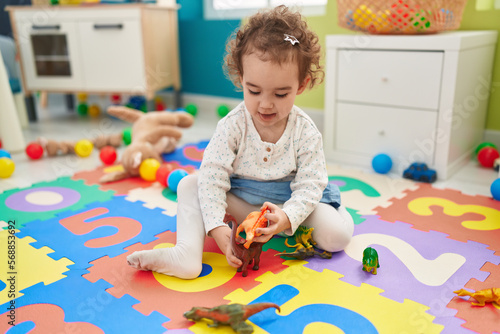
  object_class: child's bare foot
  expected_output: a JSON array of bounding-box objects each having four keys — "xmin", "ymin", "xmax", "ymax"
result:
[{"xmin": 126, "ymin": 247, "xmax": 202, "ymax": 279}]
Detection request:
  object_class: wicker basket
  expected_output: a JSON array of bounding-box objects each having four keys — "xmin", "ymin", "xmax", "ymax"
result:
[{"xmin": 337, "ymin": 0, "xmax": 467, "ymax": 34}]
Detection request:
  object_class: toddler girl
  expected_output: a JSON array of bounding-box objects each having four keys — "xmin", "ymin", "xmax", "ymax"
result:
[{"xmin": 127, "ymin": 5, "xmax": 354, "ymax": 279}]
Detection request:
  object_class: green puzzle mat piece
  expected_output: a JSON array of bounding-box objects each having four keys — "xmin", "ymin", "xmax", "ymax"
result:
[
  {"xmin": 0, "ymin": 177, "xmax": 114, "ymax": 229},
  {"xmin": 328, "ymin": 175, "xmax": 381, "ymax": 197}
]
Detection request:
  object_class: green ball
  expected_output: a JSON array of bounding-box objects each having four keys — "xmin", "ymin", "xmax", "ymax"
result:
[
  {"xmin": 77, "ymin": 103, "xmax": 88, "ymax": 116},
  {"xmin": 123, "ymin": 127, "xmax": 132, "ymax": 146},
  {"xmin": 475, "ymin": 142, "xmax": 497, "ymax": 156},
  {"xmin": 217, "ymin": 104, "xmax": 230, "ymax": 118},
  {"xmin": 185, "ymin": 103, "xmax": 198, "ymax": 117}
]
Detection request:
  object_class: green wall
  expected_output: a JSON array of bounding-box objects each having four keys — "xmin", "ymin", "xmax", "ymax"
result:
[{"xmin": 295, "ymin": 1, "xmax": 500, "ymax": 131}]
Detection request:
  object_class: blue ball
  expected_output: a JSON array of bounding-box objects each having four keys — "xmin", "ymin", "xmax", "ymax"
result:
[
  {"xmin": 372, "ymin": 153, "xmax": 393, "ymax": 174},
  {"xmin": 167, "ymin": 169, "xmax": 189, "ymax": 193},
  {"xmin": 491, "ymin": 178, "xmax": 500, "ymax": 201},
  {"xmin": 0, "ymin": 149, "xmax": 11, "ymax": 159}
]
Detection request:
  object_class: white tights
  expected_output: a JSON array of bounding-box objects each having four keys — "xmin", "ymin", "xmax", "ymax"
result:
[{"xmin": 127, "ymin": 174, "xmax": 354, "ymax": 279}]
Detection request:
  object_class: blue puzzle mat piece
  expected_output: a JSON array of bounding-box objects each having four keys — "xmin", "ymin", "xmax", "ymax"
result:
[
  {"xmin": 1, "ymin": 269, "xmax": 168, "ymax": 333},
  {"xmin": 248, "ymin": 285, "xmax": 378, "ymax": 334},
  {"xmin": 16, "ymin": 196, "xmax": 176, "ymax": 269},
  {"xmin": 162, "ymin": 140, "xmax": 208, "ymax": 169}
]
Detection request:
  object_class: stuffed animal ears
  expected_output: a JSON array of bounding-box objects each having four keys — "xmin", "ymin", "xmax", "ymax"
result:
[{"xmin": 99, "ymin": 170, "xmax": 130, "ymax": 183}]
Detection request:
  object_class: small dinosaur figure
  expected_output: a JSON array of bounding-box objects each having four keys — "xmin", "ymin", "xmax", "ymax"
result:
[
  {"xmin": 224, "ymin": 213, "xmax": 264, "ymax": 277},
  {"xmin": 454, "ymin": 288, "xmax": 500, "ymax": 306},
  {"xmin": 275, "ymin": 226, "xmax": 332, "ymax": 260},
  {"xmin": 183, "ymin": 302, "xmax": 280, "ymax": 334},
  {"xmin": 236, "ymin": 206, "xmax": 269, "ymax": 249},
  {"xmin": 362, "ymin": 247, "xmax": 380, "ymax": 275}
]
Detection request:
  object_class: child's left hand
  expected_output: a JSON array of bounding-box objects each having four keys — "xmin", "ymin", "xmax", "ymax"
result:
[{"xmin": 253, "ymin": 202, "xmax": 291, "ymax": 243}]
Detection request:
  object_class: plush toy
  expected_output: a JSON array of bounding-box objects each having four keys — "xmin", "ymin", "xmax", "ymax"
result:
[
  {"xmin": 99, "ymin": 106, "xmax": 194, "ymax": 183},
  {"xmin": 38, "ymin": 137, "xmax": 76, "ymax": 157}
]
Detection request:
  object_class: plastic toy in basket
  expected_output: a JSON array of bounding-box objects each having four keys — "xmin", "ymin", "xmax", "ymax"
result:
[{"xmin": 337, "ymin": 0, "xmax": 466, "ymax": 34}]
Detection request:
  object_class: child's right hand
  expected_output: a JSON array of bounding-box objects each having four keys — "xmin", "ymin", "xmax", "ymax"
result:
[{"xmin": 209, "ymin": 225, "xmax": 243, "ymax": 268}]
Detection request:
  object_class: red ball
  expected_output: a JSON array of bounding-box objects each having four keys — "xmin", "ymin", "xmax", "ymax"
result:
[
  {"xmin": 26, "ymin": 142, "xmax": 44, "ymax": 160},
  {"xmin": 156, "ymin": 163, "xmax": 174, "ymax": 187},
  {"xmin": 99, "ymin": 146, "xmax": 117, "ymax": 165},
  {"xmin": 0, "ymin": 139, "xmax": 2, "ymax": 148},
  {"xmin": 477, "ymin": 146, "xmax": 500, "ymax": 168}
]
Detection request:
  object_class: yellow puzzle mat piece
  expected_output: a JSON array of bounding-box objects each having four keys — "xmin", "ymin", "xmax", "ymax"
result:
[
  {"xmin": 188, "ymin": 261, "xmax": 444, "ymax": 334},
  {"xmin": 0, "ymin": 231, "xmax": 74, "ymax": 304}
]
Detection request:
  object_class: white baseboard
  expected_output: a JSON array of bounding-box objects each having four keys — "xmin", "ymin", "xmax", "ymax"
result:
[{"xmin": 484, "ymin": 129, "xmax": 500, "ymax": 147}]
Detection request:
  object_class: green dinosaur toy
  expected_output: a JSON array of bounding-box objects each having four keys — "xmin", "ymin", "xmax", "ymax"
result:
[
  {"xmin": 183, "ymin": 302, "xmax": 280, "ymax": 334},
  {"xmin": 362, "ymin": 247, "xmax": 380, "ymax": 274},
  {"xmin": 276, "ymin": 226, "xmax": 332, "ymax": 260}
]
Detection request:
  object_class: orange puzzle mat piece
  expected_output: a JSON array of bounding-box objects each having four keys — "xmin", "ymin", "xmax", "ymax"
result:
[
  {"xmin": 375, "ymin": 184, "xmax": 500, "ymax": 255},
  {"xmin": 448, "ymin": 262, "xmax": 500, "ymax": 333},
  {"xmin": 82, "ymin": 230, "xmax": 288, "ymax": 330}
]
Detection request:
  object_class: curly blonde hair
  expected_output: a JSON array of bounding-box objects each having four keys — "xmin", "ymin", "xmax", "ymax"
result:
[{"xmin": 224, "ymin": 5, "xmax": 324, "ymax": 90}]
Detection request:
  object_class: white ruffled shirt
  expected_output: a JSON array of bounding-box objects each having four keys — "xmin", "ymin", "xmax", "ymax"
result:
[{"xmin": 198, "ymin": 102, "xmax": 328, "ymax": 235}]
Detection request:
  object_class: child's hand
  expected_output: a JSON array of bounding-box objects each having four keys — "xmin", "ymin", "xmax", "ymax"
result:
[
  {"xmin": 209, "ymin": 225, "xmax": 242, "ymax": 268},
  {"xmin": 253, "ymin": 202, "xmax": 291, "ymax": 244}
]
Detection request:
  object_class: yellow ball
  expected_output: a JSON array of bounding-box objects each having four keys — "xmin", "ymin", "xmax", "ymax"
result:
[
  {"xmin": 74, "ymin": 139, "xmax": 94, "ymax": 157},
  {"xmin": 139, "ymin": 158, "xmax": 161, "ymax": 181},
  {"xmin": 0, "ymin": 157, "xmax": 15, "ymax": 178},
  {"xmin": 88, "ymin": 104, "xmax": 101, "ymax": 117},
  {"xmin": 76, "ymin": 92, "xmax": 88, "ymax": 102}
]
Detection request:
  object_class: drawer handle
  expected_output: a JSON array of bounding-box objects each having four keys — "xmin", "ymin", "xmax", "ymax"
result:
[
  {"xmin": 381, "ymin": 77, "xmax": 389, "ymax": 83},
  {"xmin": 32, "ymin": 25, "xmax": 60, "ymax": 30},
  {"xmin": 93, "ymin": 24, "xmax": 124, "ymax": 30},
  {"xmin": 378, "ymin": 130, "xmax": 385, "ymax": 136}
]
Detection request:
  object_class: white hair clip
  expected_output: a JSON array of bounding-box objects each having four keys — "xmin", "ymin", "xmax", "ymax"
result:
[{"xmin": 284, "ymin": 34, "xmax": 299, "ymax": 46}]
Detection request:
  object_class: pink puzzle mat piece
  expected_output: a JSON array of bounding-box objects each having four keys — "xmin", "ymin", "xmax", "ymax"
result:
[
  {"xmin": 375, "ymin": 183, "xmax": 500, "ymax": 255},
  {"xmin": 448, "ymin": 262, "xmax": 500, "ymax": 333},
  {"xmin": 83, "ymin": 231, "xmax": 288, "ymax": 330},
  {"xmin": 72, "ymin": 163, "xmax": 196, "ymax": 195}
]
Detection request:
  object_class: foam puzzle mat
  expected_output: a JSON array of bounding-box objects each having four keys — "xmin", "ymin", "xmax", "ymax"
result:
[{"xmin": 1, "ymin": 141, "xmax": 499, "ymax": 333}]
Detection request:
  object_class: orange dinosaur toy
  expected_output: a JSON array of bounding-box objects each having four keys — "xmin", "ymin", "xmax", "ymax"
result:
[
  {"xmin": 454, "ymin": 288, "xmax": 500, "ymax": 306},
  {"xmin": 236, "ymin": 206, "xmax": 269, "ymax": 249}
]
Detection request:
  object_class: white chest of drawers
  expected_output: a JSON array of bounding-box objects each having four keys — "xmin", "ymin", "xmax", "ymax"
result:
[{"xmin": 323, "ymin": 31, "xmax": 497, "ymax": 179}]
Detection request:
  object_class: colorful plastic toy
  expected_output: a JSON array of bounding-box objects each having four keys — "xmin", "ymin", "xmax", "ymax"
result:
[
  {"xmin": 491, "ymin": 178, "xmax": 500, "ymax": 201},
  {"xmin": 372, "ymin": 153, "xmax": 392, "ymax": 174},
  {"xmin": 155, "ymin": 96, "xmax": 166, "ymax": 110},
  {"xmin": 88, "ymin": 104, "xmax": 101, "ymax": 118},
  {"xmin": 77, "ymin": 102, "xmax": 88, "ymax": 116},
  {"xmin": 185, "ymin": 103, "xmax": 198, "ymax": 117},
  {"xmin": 0, "ymin": 148, "xmax": 12, "ymax": 159},
  {"xmin": 225, "ymin": 213, "xmax": 264, "ymax": 277},
  {"xmin": 362, "ymin": 247, "xmax": 380, "ymax": 275},
  {"xmin": 26, "ymin": 142, "xmax": 44, "ymax": 160},
  {"xmin": 110, "ymin": 94, "xmax": 122, "ymax": 105},
  {"xmin": 183, "ymin": 302, "xmax": 280, "ymax": 333},
  {"xmin": 217, "ymin": 104, "xmax": 230, "ymax": 118},
  {"xmin": 475, "ymin": 142, "xmax": 497, "ymax": 156},
  {"xmin": 403, "ymin": 162, "xmax": 437, "ymax": 183},
  {"xmin": 477, "ymin": 146, "xmax": 499, "ymax": 168},
  {"xmin": 122, "ymin": 127, "xmax": 132, "ymax": 146},
  {"xmin": 276, "ymin": 225, "xmax": 332, "ymax": 260},
  {"xmin": 139, "ymin": 158, "xmax": 161, "ymax": 182},
  {"xmin": 0, "ymin": 157, "xmax": 15, "ymax": 178},
  {"xmin": 74, "ymin": 139, "xmax": 94, "ymax": 157},
  {"xmin": 167, "ymin": 168, "xmax": 189, "ymax": 192},
  {"xmin": 454, "ymin": 288, "xmax": 500, "ymax": 306},
  {"xmin": 99, "ymin": 146, "xmax": 117, "ymax": 165},
  {"xmin": 236, "ymin": 206, "xmax": 269, "ymax": 249},
  {"xmin": 155, "ymin": 163, "xmax": 174, "ymax": 187}
]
